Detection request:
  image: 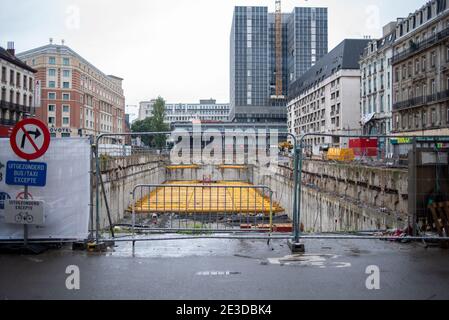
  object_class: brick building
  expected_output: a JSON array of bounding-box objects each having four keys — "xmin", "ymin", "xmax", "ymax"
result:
[{"xmin": 17, "ymin": 42, "xmax": 125, "ymax": 143}]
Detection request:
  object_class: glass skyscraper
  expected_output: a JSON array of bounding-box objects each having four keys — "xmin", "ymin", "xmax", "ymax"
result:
[{"xmin": 230, "ymin": 6, "xmax": 328, "ymax": 123}]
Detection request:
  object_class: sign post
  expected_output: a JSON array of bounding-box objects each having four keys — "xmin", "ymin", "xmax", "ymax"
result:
[{"xmin": 7, "ymin": 118, "xmax": 50, "ymax": 246}]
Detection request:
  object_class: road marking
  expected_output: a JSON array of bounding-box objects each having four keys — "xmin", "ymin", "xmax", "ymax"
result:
[{"xmin": 267, "ymin": 254, "xmax": 351, "ymax": 269}]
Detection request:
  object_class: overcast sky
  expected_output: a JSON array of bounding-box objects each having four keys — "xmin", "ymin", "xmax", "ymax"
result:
[{"xmin": 1, "ymin": 0, "xmax": 425, "ymax": 119}]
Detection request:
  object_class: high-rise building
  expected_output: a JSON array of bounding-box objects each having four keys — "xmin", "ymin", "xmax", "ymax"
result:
[
  {"xmin": 230, "ymin": 6, "xmax": 328, "ymax": 123},
  {"xmin": 17, "ymin": 42, "xmax": 125, "ymax": 143}
]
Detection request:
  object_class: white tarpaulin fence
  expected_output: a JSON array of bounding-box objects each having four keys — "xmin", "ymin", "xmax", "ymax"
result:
[{"xmin": 0, "ymin": 138, "xmax": 90, "ymax": 241}]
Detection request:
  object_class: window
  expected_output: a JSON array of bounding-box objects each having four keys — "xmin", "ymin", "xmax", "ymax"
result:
[
  {"xmin": 48, "ymin": 104, "xmax": 56, "ymax": 112},
  {"xmin": 9, "ymin": 70, "xmax": 14, "ymax": 85},
  {"xmin": 1, "ymin": 66, "xmax": 6, "ymax": 83},
  {"xmin": 48, "ymin": 81, "xmax": 56, "ymax": 88},
  {"xmin": 48, "ymin": 92, "xmax": 56, "ymax": 100},
  {"xmin": 431, "ymin": 109, "xmax": 437, "ymax": 125},
  {"xmin": 62, "ymin": 93, "xmax": 70, "ymax": 100},
  {"xmin": 49, "ymin": 57, "xmax": 56, "ymax": 65},
  {"xmin": 62, "ymin": 117, "xmax": 70, "ymax": 125},
  {"xmin": 62, "ymin": 105, "xmax": 70, "ymax": 113},
  {"xmin": 423, "ymin": 111, "xmax": 427, "ymax": 127},
  {"xmin": 63, "ymin": 70, "xmax": 71, "ymax": 77},
  {"xmin": 61, "ymin": 133, "xmax": 70, "ymax": 138},
  {"xmin": 48, "ymin": 69, "xmax": 56, "ymax": 76},
  {"xmin": 431, "ymin": 52, "xmax": 436, "ymax": 67},
  {"xmin": 63, "ymin": 82, "xmax": 70, "ymax": 89},
  {"xmin": 48, "ymin": 116, "xmax": 56, "ymax": 124},
  {"xmin": 422, "ymin": 56, "xmax": 427, "ymax": 71},
  {"xmin": 63, "ymin": 58, "xmax": 70, "ymax": 66}
]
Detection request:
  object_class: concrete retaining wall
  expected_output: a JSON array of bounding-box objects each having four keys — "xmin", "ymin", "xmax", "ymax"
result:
[
  {"xmin": 166, "ymin": 165, "xmax": 252, "ymax": 182},
  {"xmin": 95, "ymin": 154, "xmax": 167, "ymax": 229},
  {"xmin": 253, "ymin": 160, "xmax": 409, "ymax": 232}
]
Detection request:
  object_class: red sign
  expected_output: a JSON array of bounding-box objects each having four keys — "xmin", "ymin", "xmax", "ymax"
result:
[
  {"xmin": 16, "ymin": 192, "xmax": 33, "ymax": 200},
  {"xmin": 10, "ymin": 119, "xmax": 51, "ymax": 161}
]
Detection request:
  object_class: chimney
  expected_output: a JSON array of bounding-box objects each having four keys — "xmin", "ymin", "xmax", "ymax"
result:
[{"xmin": 6, "ymin": 41, "xmax": 15, "ymax": 56}]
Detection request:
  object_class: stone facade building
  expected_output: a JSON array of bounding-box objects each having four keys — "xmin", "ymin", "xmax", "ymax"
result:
[
  {"xmin": 392, "ymin": 0, "xmax": 449, "ymax": 136},
  {"xmin": 0, "ymin": 42, "xmax": 36, "ymax": 137}
]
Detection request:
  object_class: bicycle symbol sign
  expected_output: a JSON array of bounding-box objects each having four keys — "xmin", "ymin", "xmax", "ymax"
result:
[{"xmin": 4, "ymin": 200, "xmax": 44, "ymax": 225}]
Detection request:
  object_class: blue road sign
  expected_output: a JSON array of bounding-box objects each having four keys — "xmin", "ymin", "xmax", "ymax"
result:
[{"xmin": 5, "ymin": 161, "xmax": 47, "ymax": 187}]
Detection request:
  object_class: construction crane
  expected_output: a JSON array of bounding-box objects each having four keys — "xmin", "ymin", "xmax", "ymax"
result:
[{"xmin": 274, "ymin": 0, "xmax": 285, "ymax": 99}]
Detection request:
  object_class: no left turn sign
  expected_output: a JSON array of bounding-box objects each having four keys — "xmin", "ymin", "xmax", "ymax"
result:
[{"xmin": 10, "ymin": 118, "xmax": 51, "ymax": 161}]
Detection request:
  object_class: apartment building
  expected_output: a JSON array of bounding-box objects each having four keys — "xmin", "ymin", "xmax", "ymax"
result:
[
  {"xmin": 392, "ymin": 0, "xmax": 449, "ymax": 136},
  {"xmin": 138, "ymin": 100, "xmax": 156, "ymax": 121},
  {"xmin": 360, "ymin": 23, "xmax": 396, "ymax": 137},
  {"xmin": 287, "ymin": 39, "xmax": 370, "ymax": 154},
  {"xmin": 0, "ymin": 42, "xmax": 36, "ymax": 137},
  {"xmin": 17, "ymin": 42, "xmax": 125, "ymax": 142}
]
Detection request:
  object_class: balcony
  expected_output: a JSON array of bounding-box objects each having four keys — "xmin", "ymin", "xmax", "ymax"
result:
[
  {"xmin": 392, "ymin": 25, "xmax": 449, "ymax": 65},
  {"xmin": 0, "ymin": 100, "xmax": 31, "ymax": 114},
  {"xmin": 393, "ymin": 89, "xmax": 449, "ymax": 111},
  {"xmin": 0, "ymin": 118, "xmax": 16, "ymax": 126}
]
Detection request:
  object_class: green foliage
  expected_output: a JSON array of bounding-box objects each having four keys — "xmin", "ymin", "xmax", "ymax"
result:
[{"xmin": 131, "ymin": 96, "xmax": 170, "ymax": 148}]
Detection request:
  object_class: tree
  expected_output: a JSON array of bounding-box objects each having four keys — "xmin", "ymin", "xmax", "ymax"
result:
[{"xmin": 131, "ymin": 96, "xmax": 170, "ymax": 149}]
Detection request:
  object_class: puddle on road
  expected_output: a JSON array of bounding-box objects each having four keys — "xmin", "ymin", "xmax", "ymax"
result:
[
  {"xmin": 266, "ymin": 254, "xmax": 351, "ymax": 269},
  {"xmin": 106, "ymin": 235, "xmax": 288, "ymax": 259},
  {"xmin": 196, "ymin": 271, "xmax": 242, "ymax": 276}
]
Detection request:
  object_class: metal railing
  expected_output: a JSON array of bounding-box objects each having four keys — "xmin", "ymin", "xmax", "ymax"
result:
[
  {"xmin": 392, "ymin": 25, "xmax": 449, "ymax": 65},
  {"xmin": 93, "ymin": 131, "xmax": 302, "ymax": 245},
  {"xmin": 129, "ymin": 184, "xmax": 276, "ymax": 237},
  {"xmin": 393, "ymin": 89, "xmax": 449, "ymax": 111}
]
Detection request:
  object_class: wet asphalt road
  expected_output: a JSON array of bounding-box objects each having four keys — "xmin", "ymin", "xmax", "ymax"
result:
[{"xmin": 1, "ymin": 237, "xmax": 449, "ymax": 300}]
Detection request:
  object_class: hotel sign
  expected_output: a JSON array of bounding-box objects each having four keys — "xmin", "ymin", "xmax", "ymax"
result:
[
  {"xmin": 34, "ymin": 80, "xmax": 41, "ymax": 108},
  {"xmin": 49, "ymin": 128, "xmax": 72, "ymax": 134}
]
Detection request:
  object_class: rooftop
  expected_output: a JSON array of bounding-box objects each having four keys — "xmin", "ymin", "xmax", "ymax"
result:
[
  {"xmin": 0, "ymin": 46, "xmax": 36, "ymax": 73},
  {"xmin": 288, "ymin": 39, "xmax": 371, "ymax": 99}
]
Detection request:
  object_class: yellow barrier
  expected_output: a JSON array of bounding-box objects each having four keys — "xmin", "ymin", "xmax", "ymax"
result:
[
  {"xmin": 166, "ymin": 165, "xmax": 200, "ymax": 170},
  {"xmin": 217, "ymin": 165, "xmax": 248, "ymax": 170},
  {"xmin": 327, "ymin": 148, "xmax": 355, "ymax": 162},
  {"xmin": 130, "ymin": 181, "xmax": 284, "ymax": 215}
]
